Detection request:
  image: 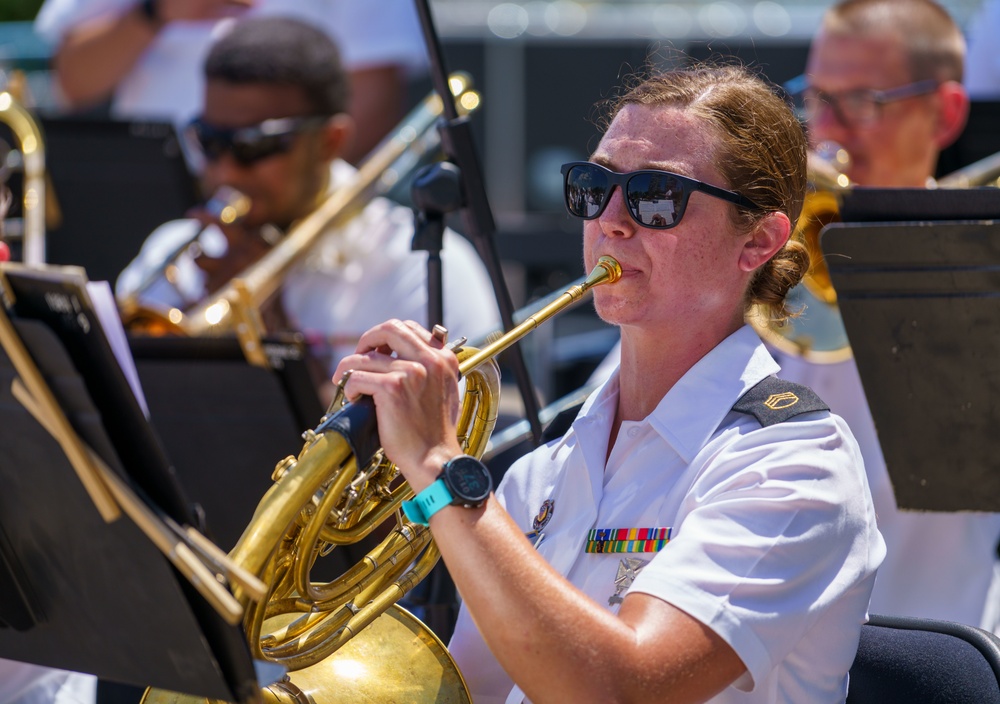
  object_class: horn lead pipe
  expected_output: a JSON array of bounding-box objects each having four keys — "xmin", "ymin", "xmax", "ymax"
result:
[{"xmin": 459, "ymin": 256, "xmax": 621, "ymax": 375}]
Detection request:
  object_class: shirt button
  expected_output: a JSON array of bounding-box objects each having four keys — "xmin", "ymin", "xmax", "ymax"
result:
[{"xmin": 627, "ymin": 427, "xmax": 640, "ymax": 438}]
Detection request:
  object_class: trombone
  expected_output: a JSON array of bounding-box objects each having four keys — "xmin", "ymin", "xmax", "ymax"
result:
[{"xmin": 0, "ymin": 80, "xmax": 46, "ymax": 265}]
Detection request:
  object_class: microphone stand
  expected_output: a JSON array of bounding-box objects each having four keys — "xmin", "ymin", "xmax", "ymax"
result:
[
  {"xmin": 411, "ymin": 161, "xmax": 465, "ymax": 329},
  {"xmin": 411, "ymin": 0, "xmax": 543, "ymax": 446}
]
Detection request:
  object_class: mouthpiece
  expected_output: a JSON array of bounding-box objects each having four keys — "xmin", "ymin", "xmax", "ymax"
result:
[
  {"xmin": 204, "ymin": 186, "xmax": 251, "ymax": 225},
  {"xmin": 580, "ymin": 256, "xmax": 621, "ymax": 291},
  {"xmin": 594, "ymin": 256, "xmax": 622, "ymax": 285}
]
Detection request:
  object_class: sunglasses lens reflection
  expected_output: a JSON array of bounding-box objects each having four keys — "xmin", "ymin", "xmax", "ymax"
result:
[
  {"xmin": 565, "ymin": 164, "xmax": 609, "ymax": 218},
  {"xmin": 231, "ymin": 135, "xmax": 289, "ymax": 164},
  {"xmin": 565, "ymin": 165, "xmax": 683, "ymax": 229},
  {"xmin": 628, "ymin": 172, "xmax": 680, "ymax": 227}
]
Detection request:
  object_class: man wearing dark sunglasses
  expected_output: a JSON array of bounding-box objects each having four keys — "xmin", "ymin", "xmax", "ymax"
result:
[
  {"xmin": 116, "ymin": 16, "xmax": 500, "ymax": 390},
  {"xmin": 776, "ymin": 0, "xmax": 1000, "ymax": 638}
]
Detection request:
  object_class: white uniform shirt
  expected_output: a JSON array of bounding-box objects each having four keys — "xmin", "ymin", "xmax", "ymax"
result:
[
  {"xmin": 0, "ymin": 663, "xmax": 94, "ymax": 704},
  {"xmin": 116, "ymin": 160, "xmax": 502, "ymax": 374},
  {"xmin": 595, "ymin": 334, "xmax": 1000, "ymax": 634},
  {"xmin": 450, "ymin": 325, "xmax": 885, "ymax": 704},
  {"xmin": 965, "ymin": 0, "xmax": 1000, "ymax": 99},
  {"xmin": 34, "ymin": 0, "xmax": 428, "ymax": 126},
  {"xmin": 773, "ymin": 350, "xmax": 1000, "ymax": 632}
]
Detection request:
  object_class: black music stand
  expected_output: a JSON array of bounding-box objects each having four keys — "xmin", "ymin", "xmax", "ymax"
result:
[
  {"xmin": 39, "ymin": 116, "xmax": 200, "ymax": 284},
  {"xmin": 127, "ymin": 335, "xmax": 327, "ymax": 555},
  {"xmin": 822, "ymin": 187, "xmax": 1000, "ymax": 512},
  {"xmin": 0, "ymin": 263, "xmax": 266, "ymax": 702}
]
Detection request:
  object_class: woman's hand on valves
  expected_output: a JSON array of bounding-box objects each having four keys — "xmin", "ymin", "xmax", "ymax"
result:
[{"xmin": 333, "ymin": 320, "xmax": 464, "ymax": 493}]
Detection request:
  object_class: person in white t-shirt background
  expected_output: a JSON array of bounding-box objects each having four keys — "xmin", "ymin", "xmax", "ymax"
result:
[
  {"xmin": 115, "ymin": 14, "xmax": 500, "ymax": 392},
  {"xmin": 778, "ymin": 0, "xmax": 1000, "ymax": 634},
  {"xmin": 33, "ymin": 0, "xmax": 427, "ymax": 164}
]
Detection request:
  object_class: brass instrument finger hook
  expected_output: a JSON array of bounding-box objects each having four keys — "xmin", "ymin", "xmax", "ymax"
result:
[
  {"xmin": 431, "ymin": 324, "xmax": 448, "ymax": 345},
  {"xmin": 326, "ymin": 369, "xmax": 354, "ymax": 415}
]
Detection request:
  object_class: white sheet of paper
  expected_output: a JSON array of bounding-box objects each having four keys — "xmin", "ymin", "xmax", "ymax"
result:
[{"xmin": 85, "ymin": 280, "xmax": 149, "ymax": 419}]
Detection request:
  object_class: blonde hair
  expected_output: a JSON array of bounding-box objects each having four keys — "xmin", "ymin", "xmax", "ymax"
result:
[{"xmin": 602, "ymin": 63, "xmax": 809, "ymax": 323}]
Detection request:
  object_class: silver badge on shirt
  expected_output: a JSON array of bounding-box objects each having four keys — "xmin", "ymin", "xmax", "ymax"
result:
[{"xmin": 608, "ymin": 557, "xmax": 649, "ymax": 606}]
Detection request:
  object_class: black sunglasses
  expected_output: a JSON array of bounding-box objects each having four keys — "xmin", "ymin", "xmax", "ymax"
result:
[
  {"xmin": 184, "ymin": 115, "xmax": 328, "ymax": 166},
  {"xmin": 561, "ymin": 161, "xmax": 761, "ymax": 230}
]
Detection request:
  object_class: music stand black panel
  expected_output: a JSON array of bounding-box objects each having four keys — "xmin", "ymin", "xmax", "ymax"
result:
[
  {"xmin": 839, "ymin": 187, "xmax": 1000, "ymax": 223},
  {"xmin": 39, "ymin": 117, "xmax": 200, "ymax": 284},
  {"xmin": 128, "ymin": 335, "xmax": 324, "ymax": 553},
  {"xmin": 0, "ymin": 323, "xmax": 246, "ymax": 699},
  {"xmin": 0, "ymin": 265, "xmax": 259, "ymax": 702},
  {"xmin": 822, "ymin": 218, "xmax": 1000, "ymax": 512}
]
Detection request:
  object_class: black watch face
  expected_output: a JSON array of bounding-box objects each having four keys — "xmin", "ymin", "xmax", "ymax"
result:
[{"xmin": 444, "ymin": 456, "xmax": 493, "ymax": 505}]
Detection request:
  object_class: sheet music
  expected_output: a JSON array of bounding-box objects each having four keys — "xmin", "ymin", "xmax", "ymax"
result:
[{"xmin": 86, "ymin": 280, "xmax": 150, "ymax": 419}]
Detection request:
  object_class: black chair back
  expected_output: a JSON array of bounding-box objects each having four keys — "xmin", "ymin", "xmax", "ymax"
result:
[{"xmin": 847, "ymin": 613, "xmax": 1000, "ymax": 704}]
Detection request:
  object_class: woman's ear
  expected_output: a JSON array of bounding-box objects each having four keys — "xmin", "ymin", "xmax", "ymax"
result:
[
  {"xmin": 320, "ymin": 114, "xmax": 356, "ymax": 162},
  {"xmin": 739, "ymin": 212, "xmax": 790, "ymax": 273}
]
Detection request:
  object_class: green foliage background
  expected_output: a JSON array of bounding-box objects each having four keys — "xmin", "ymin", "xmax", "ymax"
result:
[{"xmin": 0, "ymin": 0, "xmax": 44, "ymax": 22}]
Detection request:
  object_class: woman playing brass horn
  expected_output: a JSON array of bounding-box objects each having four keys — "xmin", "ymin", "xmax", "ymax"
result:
[
  {"xmin": 115, "ymin": 17, "xmax": 500, "ymax": 382},
  {"xmin": 335, "ymin": 63, "xmax": 884, "ymax": 704}
]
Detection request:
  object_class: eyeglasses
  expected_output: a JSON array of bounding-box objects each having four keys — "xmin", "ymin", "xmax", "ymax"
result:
[
  {"xmin": 798, "ymin": 79, "xmax": 939, "ymax": 127},
  {"xmin": 561, "ymin": 161, "xmax": 760, "ymax": 230},
  {"xmin": 184, "ymin": 115, "xmax": 328, "ymax": 166}
]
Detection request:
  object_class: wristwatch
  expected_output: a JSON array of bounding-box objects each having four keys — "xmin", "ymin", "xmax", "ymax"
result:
[{"xmin": 402, "ymin": 454, "xmax": 493, "ymax": 525}]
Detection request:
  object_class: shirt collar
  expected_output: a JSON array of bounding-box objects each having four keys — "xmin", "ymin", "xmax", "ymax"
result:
[
  {"xmin": 329, "ymin": 158, "xmax": 356, "ymax": 192},
  {"xmin": 553, "ymin": 325, "xmax": 778, "ymax": 464},
  {"xmin": 544, "ymin": 368, "xmax": 619, "ymax": 461},
  {"xmin": 649, "ymin": 324, "xmax": 779, "ymax": 463}
]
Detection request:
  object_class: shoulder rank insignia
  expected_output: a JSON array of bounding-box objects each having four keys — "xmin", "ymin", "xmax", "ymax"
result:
[{"xmin": 732, "ymin": 376, "xmax": 829, "ymax": 427}]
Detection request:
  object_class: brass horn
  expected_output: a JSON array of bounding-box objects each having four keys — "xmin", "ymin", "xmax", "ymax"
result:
[
  {"xmin": 116, "ymin": 185, "xmax": 252, "ymax": 336},
  {"xmin": 119, "ymin": 73, "xmax": 480, "ymax": 353},
  {"xmin": 141, "ymin": 256, "xmax": 622, "ymax": 704},
  {"xmin": 0, "ymin": 81, "xmax": 46, "ymax": 265}
]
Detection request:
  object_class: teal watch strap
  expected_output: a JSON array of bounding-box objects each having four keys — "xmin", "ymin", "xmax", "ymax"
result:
[{"xmin": 401, "ymin": 479, "xmax": 453, "ymax": 526}]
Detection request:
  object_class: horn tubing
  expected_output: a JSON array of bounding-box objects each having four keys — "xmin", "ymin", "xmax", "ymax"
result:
[{"xmin": 458, "ymin": 256, "xmax": 621, "ymax": 374}]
